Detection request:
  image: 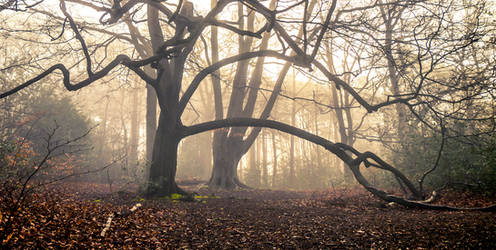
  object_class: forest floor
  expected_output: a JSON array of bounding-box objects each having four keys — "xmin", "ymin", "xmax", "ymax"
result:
[{"xmin": 2, "ymin": 181, "xmax": 496, "ymax": 248}]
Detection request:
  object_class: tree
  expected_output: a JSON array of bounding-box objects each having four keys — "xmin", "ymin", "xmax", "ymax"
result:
[
  {"xmin": 209, "ymin": 0, "xmax": 279, "ymax": 189},
  {"xmin": 209, "ymin": 0, "xmax": 328, "ymax": 189},
  {"xmin": 1, "ymin": 0, "xmax": 495, "ymax": 211}
]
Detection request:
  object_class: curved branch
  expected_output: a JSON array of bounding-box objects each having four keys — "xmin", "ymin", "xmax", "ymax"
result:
[
  {"xmin": 183, "ymin": 117, "xmax": 496, "ymax": 211},
  {"xmin": 309, "ymin": 0, "xmax": 337, "ymax": 60},
  {"xmin": 0, "ymin": 54, "xmax": 161, "ymax": 99},
  {"xmin": 206, "ymin": 19, "xmax": 264, "ymax": 38},
  {"xmin": 243, "ymin": 0, "xmax": 306, "ymax": 59},
  {"xmin": 177, "ymin": 50, "xmax": 294, "ymax": 116},
  {"xmin": 345, "ymin": 150, "xmax": 423, "ymax": 199},
  {"xmin": 60, "ymin": 0, "xmax": 93, "ymax": 77},
  {"xmin": 419, "ymin": 122, "xmax": 446, "ymax": 194}
]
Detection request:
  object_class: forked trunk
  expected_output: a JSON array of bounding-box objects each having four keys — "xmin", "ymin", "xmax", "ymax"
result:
[
  {"xmin": 209, "ymin": 134, "xmax": 246, "ymax": 189},
  {"xmin": 209, "ymin": 152, "xmax": 240, "ymax": 190}
]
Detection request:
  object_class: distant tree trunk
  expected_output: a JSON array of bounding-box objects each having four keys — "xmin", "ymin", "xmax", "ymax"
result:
[
  {"xmin": 289, "ymin": 73, "xmax": 296, "ymax": 186},
  {"xmin": 247, "ymin": 138, "xmax": 258, "ymax": 187},
  {"xmin": 120, "ymin": 91, "xmax": 129, "ymax": 175},
  {"xmin": 314, "ymin": 92, "xmax": 321, "ymax": 168},
  {"xmin": 129, "ymin": 86, "xmax": 139, "ymax": 177},
  {"xmin": 196, "ymin": 66, "xmax": 214, "ymax": 179},
  {"xmin": 380, "ymin": 4, "xmax": 408, "ymax": 138},
  {"xmin": 97, "ymin": 97, "xmax": 110, "ymax": 167},
  {"xmin": 325, "ymin": 43, "xmax": 355, "ymax": 184},
  {"xmin": 271, "ymin": 131, "xmax": 277, "ymax": 188},
  {"xmin": 261, "ymin": 132, "xmax": 268, "ymax": 187},
  {"xmin": 331, "ymin": 110, "xmax": 340, "ymax": 170}
]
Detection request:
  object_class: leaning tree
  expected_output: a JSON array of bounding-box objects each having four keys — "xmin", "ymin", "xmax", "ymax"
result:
[{"xmin": 1, "ymin": 0, "xmax": 495, "ymax": 210}]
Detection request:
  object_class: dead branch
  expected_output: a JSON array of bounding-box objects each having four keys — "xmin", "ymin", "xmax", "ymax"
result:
[{"xmin": 100, "ymin": 203, "xmax": 142, "ymax": 237}]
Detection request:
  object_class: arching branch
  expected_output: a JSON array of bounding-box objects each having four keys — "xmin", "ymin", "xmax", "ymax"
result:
[{"xmin": 182, "ymin": 117, "xmax": 496, "ymax": 211}]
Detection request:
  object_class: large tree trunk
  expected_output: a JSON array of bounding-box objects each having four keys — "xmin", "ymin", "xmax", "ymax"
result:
[
  {"xmin": 208, "ymin": 0, "xmax": 301, "ymax": 190},
  {"xmin": 146, "ymin": 85, "xmax": 157, "ymax": 163},
  {"xmin": 210, "ymin": 130, "xmax": 243, "ymax": 189},
  {"xmin": 144, "ymin": 3, "xmax": 188, "ymax": 197},
  {"xmin": 210, "ymin": 146, "xmax": 242, "ymax": 189},
  {"xmin": 208, "ymin": 2, "xmax": 255, "ymax": 189},
  {"xmin": 146, "ymin": 112, "xmax": 183, "ymax": 197}
]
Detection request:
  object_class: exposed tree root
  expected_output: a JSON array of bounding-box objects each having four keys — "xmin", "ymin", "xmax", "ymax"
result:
[
  {"xmin": 207, "ymin": 176, "xmax": 252, "ymax": 191},
  {"xmin": 234, "ymin": 178, "xmax": 253, "ymax": 189},
  {"xmin": 145, "ymin": 181, "xmax": 188, "ymax": 198}
]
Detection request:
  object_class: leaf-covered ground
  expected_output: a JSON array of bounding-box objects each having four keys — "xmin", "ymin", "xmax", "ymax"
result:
[{"xmin": 2, "ymin": 182, "xmax": 496, "ymax": 248}]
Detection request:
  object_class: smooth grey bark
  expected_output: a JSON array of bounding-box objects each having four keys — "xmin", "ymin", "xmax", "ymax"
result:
[
  {"xmin": 147, "ymin": 112, "xmax": 184, "ymax": 196},
  {"xmin": 144, "ymin": 3, "xmax": 187, "ymax": 196}
]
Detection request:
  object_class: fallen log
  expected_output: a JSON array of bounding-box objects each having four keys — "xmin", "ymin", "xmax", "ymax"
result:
[{"xmin": 100, "ymin": 203, "xmax": 142, "ymax": 237}]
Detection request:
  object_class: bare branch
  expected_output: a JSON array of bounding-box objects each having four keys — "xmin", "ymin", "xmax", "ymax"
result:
[
  {"xmin": 183, "ymin": 117, "xmax": 496, "ymax": 211},
  {"xmin": 178, "ymin": 50, "xmax": 294, "ymax": 116},
  {"xmin": 0, "ymin": 54, "xmax": 161, "ymax": 99},
  {"xmin": 60, "ymin": 0, "xmax": 93, "ymax": 77}
]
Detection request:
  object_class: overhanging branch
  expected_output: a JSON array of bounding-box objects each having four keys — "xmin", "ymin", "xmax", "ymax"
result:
[{"xmin": 182, "ymin": 117, "xmax": 496, "ymax": 211}]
